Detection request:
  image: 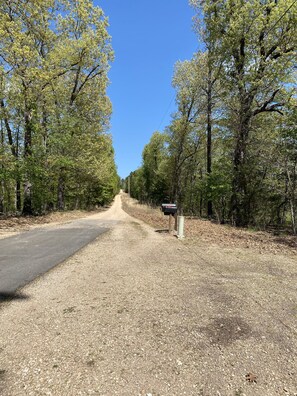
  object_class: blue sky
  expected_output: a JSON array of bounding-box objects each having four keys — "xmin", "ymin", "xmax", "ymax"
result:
[{"xmin": 95, "ymin": 1, "xmax": 200, "ymax": 178}]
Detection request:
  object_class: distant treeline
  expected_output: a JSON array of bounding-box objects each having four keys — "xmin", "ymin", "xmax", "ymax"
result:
[
  {"xmin": 0, "ymin": 0, "xmax": 119, "ymax": 215},
  {"xmin": 125, "ymin": 0, "xmax": 296, "ymax": 233}
]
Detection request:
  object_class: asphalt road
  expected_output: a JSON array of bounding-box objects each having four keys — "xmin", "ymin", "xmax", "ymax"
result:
[{"xmin": 0, "ymin": 218, "xmax": 116, "ymax": 296}]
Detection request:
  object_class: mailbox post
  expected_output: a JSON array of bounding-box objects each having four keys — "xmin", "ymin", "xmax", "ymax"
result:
[{"xmin": 161, "ymin": 204, "xmax": 177, "ymax": 234}]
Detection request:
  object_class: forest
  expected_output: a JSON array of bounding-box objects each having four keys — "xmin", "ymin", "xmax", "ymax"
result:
[
  {"xmin": 126, "ymin": 0, "xmax": 297, "ymax": 233},
  {"xmin": 0, "ymin": 0, "xmax": 119, "ymax": 216}
]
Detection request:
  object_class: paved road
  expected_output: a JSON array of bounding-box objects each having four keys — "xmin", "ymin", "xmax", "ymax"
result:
[{"xmin": 0, "ymin": 218, "xmax": 117, "ymax": 295}]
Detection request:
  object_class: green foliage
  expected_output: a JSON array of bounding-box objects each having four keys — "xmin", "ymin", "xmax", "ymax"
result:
[
  {"xmin": 197, "ymin": 0, "xmax": 296, "ymax": 226},
  {"xmin": 126, "ymin": 132, "xmax": 170, "ymax": 206},
  {"xmin": 128, "ymin": 0, "xmax": 296, "ymax": 233},
  {"xmin": 0, "ymin": 0, "xmax": 118, "ymax": 215},
  {"xmin": 141, "ymin": 131, "xmax": 169, "ymax": 205}
]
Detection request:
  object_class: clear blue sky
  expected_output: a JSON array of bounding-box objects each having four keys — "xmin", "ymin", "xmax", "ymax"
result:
[{"xmin": 95, "ymin": 1, "xmax": 200, "ymax": 179}]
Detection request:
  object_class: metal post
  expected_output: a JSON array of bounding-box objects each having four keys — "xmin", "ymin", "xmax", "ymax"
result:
[{"xmin": 177, "ymin": 215, "xmax": 185, "ymax": 239}]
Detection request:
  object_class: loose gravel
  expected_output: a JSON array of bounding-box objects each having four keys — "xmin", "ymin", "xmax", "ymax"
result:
[{"xmin": 0, "ymin": 194, "xmax": 296, "ymax": 396}]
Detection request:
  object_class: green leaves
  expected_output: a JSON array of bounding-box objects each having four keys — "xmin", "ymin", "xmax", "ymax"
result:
[
  {"xmin": 130, "ymin": 0, "xmax": 296, "ymax": 231},
  {"xmin": 0, "ymin": 0, "xmax": 118, "ymax": 214}
]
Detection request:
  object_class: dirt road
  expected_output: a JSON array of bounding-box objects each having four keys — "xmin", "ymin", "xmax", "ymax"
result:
[{"xmin": 0, "ymin": 194, "xmax": 296, "ymax": 396}]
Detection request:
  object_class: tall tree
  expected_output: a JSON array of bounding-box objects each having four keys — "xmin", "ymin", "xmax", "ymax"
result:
[
  {"xmin": 142, "ymin": 131, "xmax": 169, "ymax": 205},
  {"xmin": 168, "ymin": 58, "xmax": 205, "ymax": 213},
  {"xmin": 191, "ymin": 0, "xmax": 297, "ymax": 226},
  {"xmin": 0, "ymin": 0, "xmax": 117, "ymax": 215}
]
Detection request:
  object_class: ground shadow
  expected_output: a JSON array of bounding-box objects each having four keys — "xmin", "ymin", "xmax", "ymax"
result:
[
  {"xmin": 199, "ymin": 316, "xmax": 252, "ymax": 347},
  {"xmin": 0, "ymin": 291, "xmax": 29, "ymax": 302},
  {"xmin": 155, "ymin": 229, "xmax": 170, "ymax": 234},
  {"xmin": 0, "ymin": 369, "xmax": 6, "ymax": 395},
  {"xmin": 272, "ymin": 236, "xmax": 297, "ymax": 250}
]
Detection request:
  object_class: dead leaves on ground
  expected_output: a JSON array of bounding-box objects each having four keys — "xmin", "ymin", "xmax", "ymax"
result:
[{"xmin": 122, "ymin": 195, "xmax": 297, "ymax": 256}]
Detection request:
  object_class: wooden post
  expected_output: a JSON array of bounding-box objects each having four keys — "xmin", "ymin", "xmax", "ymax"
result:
[
  {"xmin": 174, "ymin": 213, "xmax": 178, "ymax": 231},
  {"xmin": 168, "ymin": 214, "xmax": 173, "ymax": 234}
]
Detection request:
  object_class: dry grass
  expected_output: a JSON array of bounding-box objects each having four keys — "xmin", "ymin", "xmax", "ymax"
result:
[{"xmin": 122, "ymin": 193, "xmax": 297, "ymax": 256}]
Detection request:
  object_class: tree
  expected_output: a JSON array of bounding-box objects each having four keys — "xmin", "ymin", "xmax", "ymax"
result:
[
  {"xmin": 279, "ymin": 101, "xmax": 297, "ymax": 233},
  {"xmin": 168, "ymin": 57, "xmax": 205, "ymax": 214},
  {"xmin": 191, "ymin": 0, "xmax": 297, "ymax": 226},
  {"xmin": 0, "ymin": 0, "xmax": 117, "ymax": 215},
  {"xmin": 142, "ymin": 131, "xmax": 169, "ymax": 205}
]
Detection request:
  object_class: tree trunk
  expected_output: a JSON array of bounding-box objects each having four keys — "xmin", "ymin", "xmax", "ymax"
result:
[
  {"xmin": 231, "ymin": 102, "xmax": 252, "ymax": 227},
  {"xmin": 287, "ymin": 168, "xmax": 296, "ymax": 234},
  {"xmin": 22, "ymin": 109, "xmax": 34, "ymax": 215},
  {"xmin": 206, "ymin": 67, "xmax": 213, "ymax": 218},
  {"xmin": 0, "ymin": 120, "xmax": 4, "ymax": 213},
  {"xmin": 16, "ymin": 179, "xmax": 21, "ymax": 212},
  {"xmin": 22, "ymin": 181, "xmax": 33, "ymax": 215},
  {"xmin": 0, "ymin": 180, "xmax": 4, "ymax": 214},
  {"xmin": 290, "ymin": 198, "xmax": 296, "ymax": 235},
  {"xmin": 57, "ymin": 171, "xmax": 65, "ymax": 211},
  {"xmin": 15, "ymin": 128, "xmax": 21, "ymax": 212}
]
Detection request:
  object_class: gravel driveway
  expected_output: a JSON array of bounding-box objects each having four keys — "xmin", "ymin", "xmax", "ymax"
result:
[{"xmin": 0, "ymin": 194, "xmax": 296, "ymax": 396}]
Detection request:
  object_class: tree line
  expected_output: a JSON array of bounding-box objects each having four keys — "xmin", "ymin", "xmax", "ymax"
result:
[
  {"xmin": 126, "ymin": 0, "xmax": 296, "ymax": 233},
  {"xmin": 0, "ymin": 0, "xmax": 119, "ymax": 216}
]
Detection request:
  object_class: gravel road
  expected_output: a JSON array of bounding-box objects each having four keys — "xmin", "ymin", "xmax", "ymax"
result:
[{"xmin": 0, "ymin": 194, "xmax": 296, "ymax": 396}]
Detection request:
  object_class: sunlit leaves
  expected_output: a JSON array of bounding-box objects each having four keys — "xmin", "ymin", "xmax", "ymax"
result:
[{"xmin": 0, "ymin": 0, "xmax": 118, "ymax": 213}]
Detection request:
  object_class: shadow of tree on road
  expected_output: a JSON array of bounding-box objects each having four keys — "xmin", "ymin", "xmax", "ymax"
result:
[{"xmin": 0, "ymin": 291, "xmax": 29, "ymax": 302}]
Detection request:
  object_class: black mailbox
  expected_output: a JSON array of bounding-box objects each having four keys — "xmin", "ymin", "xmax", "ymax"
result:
[{"xmin": 161, "ymin": 203, "xmax": 177, "ymax": 216}]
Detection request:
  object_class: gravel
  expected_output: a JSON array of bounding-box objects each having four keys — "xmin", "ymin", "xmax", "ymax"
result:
[{"xmin": 0, "ymin": 193, "xmax": 296, "ymax": 395}]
